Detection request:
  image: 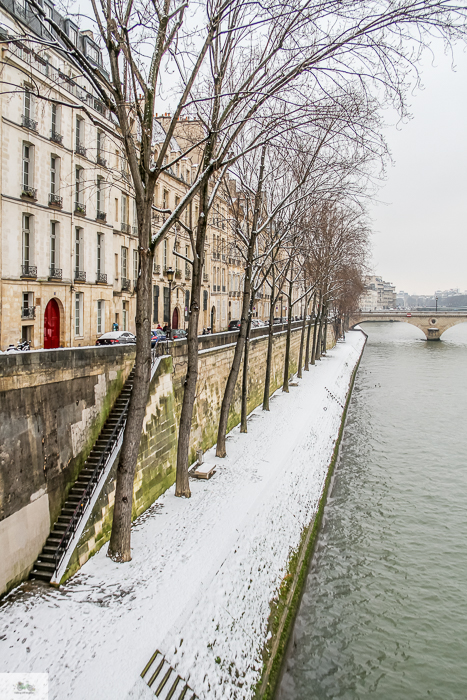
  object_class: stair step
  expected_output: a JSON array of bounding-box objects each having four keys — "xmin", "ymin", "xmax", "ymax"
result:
[
  {"xmin": 30, "ymin": 570, "xmax": 52, "ymax": 582},
  {"xmin": 141, "ymin": 651, "xmax": 197, "ymax": 700},
  {"xmin": 43, "ymin": 545, "xmax": 59, "ymax": 555},
  {"xmin": 38, "ymin": 552, "xmax": 55, "ymax": 563},
  {"xmin": 34, "ymin": 560, "xmax": 55, "ymax": 572}
]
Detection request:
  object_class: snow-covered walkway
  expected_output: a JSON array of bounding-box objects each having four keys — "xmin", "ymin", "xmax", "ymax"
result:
[{"xmin": 0, "ymin": 331, "xmax": 365, "ymax": 700}]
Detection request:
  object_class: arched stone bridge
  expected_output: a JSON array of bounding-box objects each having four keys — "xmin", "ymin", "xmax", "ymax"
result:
[{"xmin": 349, "ymin": 311, "xmax": 467, "ymax": 340}]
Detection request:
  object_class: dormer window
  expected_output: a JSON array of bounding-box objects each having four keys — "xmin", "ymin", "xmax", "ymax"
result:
[
  {"xmin": 66, "ymin": 20, "xmax": 78, "ymax": 46},
  {"xmin": 87, "ymin": 43, "xmax": 99, "ymax": 63}
]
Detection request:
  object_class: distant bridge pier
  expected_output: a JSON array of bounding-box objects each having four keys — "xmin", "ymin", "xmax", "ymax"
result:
[{"xmin": 348, "ymin": 311, "xmax": 467, "ymax": 340}]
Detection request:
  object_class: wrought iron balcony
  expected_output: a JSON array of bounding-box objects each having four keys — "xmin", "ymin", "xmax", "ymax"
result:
[
  {"xmin": 96, "ymin": 210, "xmax": 106, "ymax": 222},
  {"xmin": 96, "ymin": 272, "xmax": 107, "ymax": 284},
  {"xmin": 96, "ymin": 154, "xmax": 107, "ymax": 167},
  {"xmin": 49, "ymin": 193, "xmax": 63, "ymax": 208},
  {"xmin": 21, "ymin": 305, "xmax": 35, "ymax": 319},
  {"xmin": 75, "ymin": 202, "xmax": 86, "ymax": 216},
  {"xmin": 74, "ymin": 270, "xmax": 86, "ymax": 282},
  {"xmin": 121, "ymin": 277, "xmax": 131, "ymax": 292},
  {"xmin": 49, "ymin": 266, "xmax": 62, "ymax": 279},
  {"xmin": 21, "ymin": 185, "xmax": 37, "ymax": 201},
  {"xmin": 22, "ymin": 114, "xmax": 38, "ymax": 131},
  {"xmin": 50, "ymin": 130, "xmax": 63, "ymax": 145},
  {"xmin": 75, "ymin": 143, "xmax": 86, "ymax": 157},
  {"xmin": 21, "ymin": 264, "xmax": 37, "ymax": 278},
  {"xmin": 121, "ymin": 222, "xmax": 131, "ymax": 233}
]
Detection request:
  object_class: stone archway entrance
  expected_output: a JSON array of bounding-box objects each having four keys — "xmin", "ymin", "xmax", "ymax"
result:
[
  {"xmin": 44, "ymin": 299, "xmax": 60, "ymax": 349},
  {"xmin": 172, "ymin": 307, "xmax": 179, "ymax": 330},
  {"xmin": 210, "ymin": 305, "xmax": 216, "ymax": 332}
]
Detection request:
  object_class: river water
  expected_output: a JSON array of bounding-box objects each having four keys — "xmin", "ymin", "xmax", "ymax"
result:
[{"xmin": 279, "ymin": 321, "xmax": 467, "ymax": 700}]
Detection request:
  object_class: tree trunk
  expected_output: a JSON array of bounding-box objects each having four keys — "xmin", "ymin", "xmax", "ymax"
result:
[
  {"xmin": 175, "ymin": 190, "xmax": 208, "ymax": 497},
  {"xmin": 108, "ymin": 237, "xmax": 153, "ymax": 561},
  {"xmin": 262, "ymin": 289, "xmax": 276, "ymax": 410},
  {"xmin": 240, "ymin": 306, "xmax": 253, "ymax": 432},
  {"xmin": 216, "ymin": 271, "xmax": 252, "ymax": 456},
  {"xmin": 297, "ymin": 298, "xmax": 307, "ymax": 379},
  {"xmin": 323, "ymin": 307, "xmax": 328, "ymax": 353},
  {"xmin": 316, "ymin": 305, "xmax": 325, "ymax": 361},
  {"xmin": 311, "ymin": 293, "xmax": 321, "ymax": 365},
  {"xmin": 282, "ymin": 282, "xmax": 293, "ymax": 392},
  {"xmin": 304, "ymin": 293, "xmax": 316, "ymax": 371}
]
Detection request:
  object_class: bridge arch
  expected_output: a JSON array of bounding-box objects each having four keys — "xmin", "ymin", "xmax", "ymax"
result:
[{"xmin": 348, "ymin": 312, "xmax": 467, "ymax": 340}]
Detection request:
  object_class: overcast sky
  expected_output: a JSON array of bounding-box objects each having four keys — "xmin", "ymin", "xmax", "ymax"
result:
[{"xmin": 369, "ymin": 45, "xmax": 467, "ymax": 296}]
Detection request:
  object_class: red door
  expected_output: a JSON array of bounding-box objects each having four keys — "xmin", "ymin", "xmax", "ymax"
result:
[
  {"xmin": 44, "ymin": 299, "xmax": 60, "ymax": 348},
  {"xmin": 172, "ymin": 307, "xmax": 179, "ymax": 329}
]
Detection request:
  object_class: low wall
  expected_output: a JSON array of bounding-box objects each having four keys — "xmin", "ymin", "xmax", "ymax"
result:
[
  {"xmin": 0, "ymin": 346, "xmax": 135, "ymax": 595},
  {"xmin": 65, "ymin": 322, "xmax": 336, "ymax": 579}
]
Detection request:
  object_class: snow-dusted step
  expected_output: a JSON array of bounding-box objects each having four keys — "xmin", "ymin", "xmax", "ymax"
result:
[{"xmin": 141, "ymin": 650, "xmax": 197, "ymax": 699}]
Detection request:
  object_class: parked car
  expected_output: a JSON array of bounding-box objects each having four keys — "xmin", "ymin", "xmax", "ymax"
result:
[
  {"xmin": 172, "ymin": 329, "xmax": 187, "ymax": 340},
  {"xmin": 251, "ymin": 319, "xmax": 266, "ymax": 328},
  {"xmin": 96, "ymin": 331, "xmax": 136, "ymax": 345},
  {"xmin": 151, "ymin": 329, "xmax": 167, "ymax": 347},
  {"xmin": 228, "ymin": 319, "xmax": 241, "ymax": 331}
]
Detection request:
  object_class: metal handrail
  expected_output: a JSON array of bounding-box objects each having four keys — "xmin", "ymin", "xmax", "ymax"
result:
[{"xmin": 53, "ymin": 395, "xmax": 131, "ymax": 573}]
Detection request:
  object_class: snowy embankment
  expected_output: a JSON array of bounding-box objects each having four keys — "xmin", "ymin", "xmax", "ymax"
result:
[{"xmin": 0, "ymin": 331, "xmax": 365, "ymax": 700}]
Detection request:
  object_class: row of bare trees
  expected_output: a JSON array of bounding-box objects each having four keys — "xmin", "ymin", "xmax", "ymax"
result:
[{"xmin": 22, "ymin": 0, "xmax": 467, "ymax": 559}]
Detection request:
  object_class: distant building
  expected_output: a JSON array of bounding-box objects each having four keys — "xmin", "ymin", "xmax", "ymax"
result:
[{"xmin": 359, "ymin": 275, "xmax": 396, "ymax": 310}]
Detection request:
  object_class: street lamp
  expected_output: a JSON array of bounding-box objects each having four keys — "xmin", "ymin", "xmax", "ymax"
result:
[
  {"xmin": 435, "ymin": 296, "xmax": 438, "ymax": 313},
  {"xmin": 166, "ymin": 267, "xmax": 174, "ymax": 338}
]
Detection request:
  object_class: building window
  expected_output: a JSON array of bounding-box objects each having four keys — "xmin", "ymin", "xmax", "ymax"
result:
[
  {"xmin": 163, "ymin": 239, "xmax": 168, "ymax": 269},
  {"xmin": 121, "ymin": 246, "xmax": 128, "ymax": 280},
  {"xmin": 222, "ymin": 268, "xmax": 225, "ymax": 292},
  {"xmin": 50, "ymin": 155, "xmax": 59, "ymax": 194},
  {"xmin": 75, "ymin": 167, "xmax": 83, "ymax": 205},
  {"xmin": 153, "ymin": 285, "xmax": 159, "ymax": 323},
  {"xmin": 51, "ymin": 103, "xmax": 60, "ymax": 136},
  {"xmin": 185, "ymin": 290, "xmax": 190, "ymax": 320},
  {"xmin": 133, "ymin": 249, "xmax": 138, "ymax": 287},
  {"xmin": 97, "ymin": 300, "xmax": 104, "ymax": 334},
  {"xmin": 75, "ymin": 227, "xmax": 83, "ymax": 274},
  {"xmin": 75, "ymin": 292, "xmax": 83, "ymax": 336},
  {"xmin": 163, "ymin": 287, "xmax": 170, "ymax": 323},
  {"xmin": 22, "ymin": 214, "xmax": 32, "ymax": 266},
  {"xmin": 96, "ymin": 177, "xmax": 103, "ymax": 213},
  {"xmin": 23, "ymin": 86, "xmax": 33, "ymax": 120},
  {"xmin": 185, "ymin": 245, "xmax": 190, "ymax": 275},
  {"xmin": 75, "ymin": 116, "xmax": 84, "ymax": 150},
  {"xmin": 203, "ymin": 290, "xmax": 208, "ymax": 311},
  {"xmin": 162, "ymin": 189, "xmax": 168, "ymax": 210},
  {"xmin": 121, "ymin": 194, "xmax": 129, "ymax": 225},
  {"xmin": 122, "ymin": 301, "xmax": 128, "ymax": 331},
  {"xmin": 22, "ymin": 143, "xmax": 32, "ymax": 189},
  {"xmin": 97, "ymin": 233, "xmax": 104, "ymax": 276},
  {"xmin": 50, "ymin": 221, "xmax": 59, "ymax": 271}
]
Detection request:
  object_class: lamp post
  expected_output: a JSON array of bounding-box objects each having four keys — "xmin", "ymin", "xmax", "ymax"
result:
[
  {"xmin": 166, "ymin": 267, "xmax": 174, "ymax": 338},
  {"xmin": 435, "ymin": 296, "xmax": 438, "ymax": 313}
]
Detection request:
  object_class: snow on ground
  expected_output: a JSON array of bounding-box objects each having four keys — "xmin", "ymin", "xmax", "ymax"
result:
[{"xmin": 0, "ymin": 331, "xmax": 365, "ymax": 700}]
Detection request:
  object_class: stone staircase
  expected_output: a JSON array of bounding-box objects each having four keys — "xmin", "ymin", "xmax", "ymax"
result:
[
  {"xmin": 141, "ymin": 650, "xmax": 198, "ymax": 699},
  {"xmin": 30, "ymin": 368, "xmax": 135, "ymax": 583}
]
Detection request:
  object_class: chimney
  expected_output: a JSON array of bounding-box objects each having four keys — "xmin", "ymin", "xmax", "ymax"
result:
[{"xmin": 81, "ymin": 30, "xmax": 94, "ymax": 40}]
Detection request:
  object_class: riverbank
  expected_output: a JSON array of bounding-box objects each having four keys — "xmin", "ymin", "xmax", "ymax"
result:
[{"xmin": 0, "ymin": 330, "xmax": 366, "ymax": 700}]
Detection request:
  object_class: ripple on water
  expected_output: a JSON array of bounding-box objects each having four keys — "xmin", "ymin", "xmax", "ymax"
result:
[{"xmin": 279, "ymin": 323, "xmax": 467, "ymax": 700}]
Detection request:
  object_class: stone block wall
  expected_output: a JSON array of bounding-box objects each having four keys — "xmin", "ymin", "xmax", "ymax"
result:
[{"xmin": 0, "ymin": 345, "xmax": 135, "ymax": 595}]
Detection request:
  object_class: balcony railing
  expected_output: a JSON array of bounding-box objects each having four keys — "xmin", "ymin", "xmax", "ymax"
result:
[
  {"xmin": 96, "ymin": 272, "xmax": 107, "ymax": 284},
  {"xmin": 21, "ymin": 305, "xmax": 35, "ymax": 319},
  {"xmin": 96, "ymin": 210, "xmax": 106, "ymax": 222},
  {"xmin": 121, "ymin": 277, "xmax": 131, "ymax": 292},
  {"xmin": 49, "ymin": 193, "xmax": 63, "ymax": 208},
  {"xmin": 49, "ymin": 266, "xmax": 62, "ymax": 279},
  {"xmin": 96, "ymin": 155, "xmax": 107, "ymax": 167},
  {"xmin": 121, "ymin": 222, "xmax": 131, "ymax": 233},
  {"xmin": 21, "ymin": 185, "xmax": 37, "ymax": 201},
  {"xmin": 50, "ymin": 130, "xmax": 63, "ymax": 144},
  {"xmin": 75, "ymin": 202, "xmax": 86, "ymax": 215},
  {"xmin": 74, "ymin": 270, "xmax": 86, "ymax": 282},
  {"xmin": 153, "ymin": 264, "xmax": 161, "ymax": 274},
  {"xmin": 22, "ymin": 114, "xmax": 38, "ymax": 131},
  {"xmin": 75, "ymin": 143, "xmax": 86, "ymax": 157},
  {"xmin": 21, "ymin": 264, "xmax": 37, "ymax": 278}
]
